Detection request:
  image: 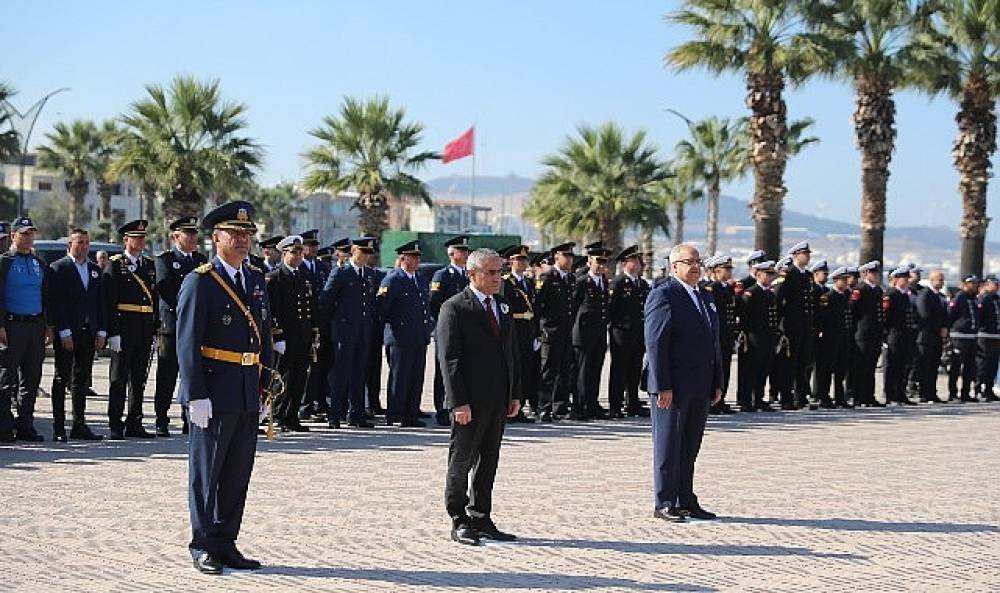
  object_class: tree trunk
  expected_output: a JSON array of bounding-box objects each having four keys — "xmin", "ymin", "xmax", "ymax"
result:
[
  {"xmin": 706, "ymin": 177, "xmax": 720, "ymax": 256},
  {"xmin": 65, "ymin": 177, "xmax": 88, "ymax": 235},
  {"xmin": 357, "ymin": 193, "xmax": 389, "ymax": 239},
  {"xmin": 746, "ymin": 70, "xmax": 788, "ymax": 260},
  {"xmin": 639, "ymin": 225, "xmax": 654, "ymax": 279},
  {"xmin": 954, "ymin": 73, "xmax": 996, "ymax": 278},
  {"xmin": 674, "ymin": 201, "xmax": 685, "ymax": 245},
  {"xmin": 855, "ymin": 76, "xmax": 896, "ymax": 266},
  {"xmin": 164, "ymin": 183, "xmax": 203, "ymax": 224},
  {"xmin": 96, "ymin": 179, "xmax": 114, "ymax": 241},
  {"xmin": 599, "ymin": 214, "xmax": 624, "ymax": 256}
]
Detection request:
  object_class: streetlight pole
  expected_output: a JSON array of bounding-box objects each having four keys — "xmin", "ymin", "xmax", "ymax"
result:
[{"xmin": 1, "ymin": 87, "xmax": 70, "ymax": 216}]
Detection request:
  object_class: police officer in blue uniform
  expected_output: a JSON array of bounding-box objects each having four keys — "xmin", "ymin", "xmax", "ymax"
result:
[
  {"xmin": 976, "ymin": 276, "xmax": 1000, "ymax": 401},
  {"xmin": 948, "ymin": 274, "xmax": 981, "ymax": 402},
  {"xmin": 258, "ymin": 236, "xmax": 283, "ymax": 272},
  {"xmin": 105, "ymin": 219, "xmax": 160, "ymax": 439},
  {"xmin": 299, "ymin": 229, "xmax": 332, "ymax": 421},
  {"xmin": 775, "ymin": 241, "xmax": 817, "ymax": 410},
  {"xmin": 321, "ymin": 236, "xmax": 378, "ymax": 429},
  {"xmin": 377, "ymin": 240, "xmax": 434, "ymax": 427},
  {"xmin": 0, "ymin": 216, "xmax": 52, "ymax": 442},
  {"xmin": 332, "ymin": 237, "xmax": 352, "ymax": 268},
  {"xmin": 154, "ymin": 216, "xmax": 208, "ymax": 436},
  {"xmin": 178, "ymin": 201, "xmax": 273, "ymax": 575},
  {"xmin": 429, "ymin": 235, "xmax": 471, "ymax": 426},
  {"xmin": 265, "ymin": 235, "xmax": 316, "ymax": 432}
]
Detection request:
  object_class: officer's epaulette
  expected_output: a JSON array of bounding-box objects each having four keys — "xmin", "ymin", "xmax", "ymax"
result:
[
  {"xmin": 704, "ymin": 284, "xmax": 714, "ymax": 292},
  {"xmin": 157, "ymin": 250, "xmax": 170, "ymax": 258},
  {"xmin": 377, "ymin": 285, "xmax": 389, "ymax": 296},
  {"xmin": 535, "ymin": 278, "xmax": 545, "ymax": 290},
  {"xmin": 110, "ymin": 254, "xmax": 124, "ymax": 261},
  {"xmin": 430, "ymin": 281, "xmax": 441, "ymax": 291},
  {"xmin": 195, "ymin": 262, "xmax": 214, "ymax": 274},
  {"xmin": 502, "ymin": 273, "xmax": 511, "ymax": 280},
  {"xmin": 245, "ymin": 262, "xmax": 263, "ymax": 275}
]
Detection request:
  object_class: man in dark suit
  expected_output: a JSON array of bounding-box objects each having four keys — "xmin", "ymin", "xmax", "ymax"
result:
[
  {"xmin": 321, "ymin": 237, "xmax": 378, "ymax": 429},
  {"xmin": 377, "ymin": 240, "xmax": 434, "ymax": 427},
  {"xmin": 438, "ymin": 248, "xmax": 520, "ymax": 546},
  {"xmin": 429, "ymin": 235, "xmax": 471, "ymax": 426},
  {"xmin": 645, "ymin": 244, "xmax": 722, "ymax": 523},
  {"xmin": 915, "ymin": 270, "xmax": 948, "ymax": 403},
  {"xmin": 154, "ymin": 216, "xmax": 208, "ymax": 436},
  {"xmin": 49, "ymin": 228, "xmax": 106, "ymax": 442},
  {"xmin": 177, "ymin": 201, "xmax": 273, "ymax": 575}
]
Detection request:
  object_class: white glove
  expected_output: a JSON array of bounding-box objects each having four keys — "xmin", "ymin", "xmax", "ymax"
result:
[
  {"xmin": 189, "ymin": 398, "xmax": 213, "ymax": 429},
  {"xmin": 108, "ymin": 335, "xmax": 122, "ymax": 352},
  {"xmin": 532, "ymin": 338, "xmax": 542, "ymax": 352},
  {"xmin": 274, "ymin": 340, "xmax": 286, "ymax": 355},
  {"xmin": 259, "ymin": 402, "xmax": 271, "ymax": 423}
]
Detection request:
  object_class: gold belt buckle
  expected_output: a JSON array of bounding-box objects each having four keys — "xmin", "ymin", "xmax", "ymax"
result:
[{"xmin": 241, "ymin": 352, "xmax": 255, "ymax": 366}]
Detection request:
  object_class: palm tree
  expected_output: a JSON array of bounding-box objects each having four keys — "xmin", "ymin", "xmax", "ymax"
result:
[
  {"xmin": 0, "ymin": 82, "xmax": 19, "ymax": 163},
  {"xmin": 666, "ymin": 0, "xmax": 821, "ymax": 258},
  {"xmin": 92, "ymin": 120, "xmax": 124, "ymax": 241},
  {"xmin": 526, "ymin": 122, "xmax": 671, "ymax": 254},
  {"xmin": 801, "ymin": 0, "xmax": 927, "ymax": 265},
  {"xmin": 302, "ymin": 96, "xmax": 437, "ymax": 238},
  {"xmin": 247, "ymin": 182, "xmax": 307, "ymax": 235},
  {"xmin": 672, "ymin": 115, "xmax": 749, "ymax": 256},
  {"xmin": 910, "ymin": 0, "xmax": 1000, "ymax": 276},
  {"xmin": 36, "ymin": 119, "xmax": 101, "ymax": 233},
  {"xmin": 118, "ymin": 75, "xmax": 263, "ymax": 222}
]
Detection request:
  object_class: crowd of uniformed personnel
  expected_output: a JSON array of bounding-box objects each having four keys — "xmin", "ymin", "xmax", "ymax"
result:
[{"xmin": 2, "ymin": 211, "xmax": 999, "ymax": 445}]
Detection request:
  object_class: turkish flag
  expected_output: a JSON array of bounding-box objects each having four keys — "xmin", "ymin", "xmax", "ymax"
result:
[{"xmin": 442, "ymin": 127, "xmax": 474, "ymax": 163}]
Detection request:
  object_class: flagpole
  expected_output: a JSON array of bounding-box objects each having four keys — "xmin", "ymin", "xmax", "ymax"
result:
[{"xmin": 471, "ymin": 124, "xmax": 476, "ymax": 222}]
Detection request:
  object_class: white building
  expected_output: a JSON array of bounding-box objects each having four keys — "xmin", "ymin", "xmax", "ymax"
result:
[
  {"xmin": 409, "ymin": 199, "xmax": 492, "ymax": 234},
  {"xmin": 288, "ymin": 191, "xmax": 360, "ymax": 245}
]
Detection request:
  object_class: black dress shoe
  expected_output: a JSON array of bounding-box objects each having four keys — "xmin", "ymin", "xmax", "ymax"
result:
[
  {"xmin": 591, "ymin": 408, "xmax": 609, "ymax": 420},
  {"xmin": 435, "ymin": 415, "xmax": 451, "ymax": 427},
  {"xmin": 327, "ymin": 420, "xmax": 341, "ymax": 429},
  {"xmin": 107, "ymin": 429, "xmax": 125, "ymax": 441},
  {"xmin": 450, "ymin": 524, "xmax": 481, "ymax": 546},
  {"xmin": 633, "ymin": 407, "xmax": 651, "ymax": 417},
  {"xmin": 470, "ymin": 518, "xmax": 517, "ymax": 541},
  {"xmin": 70, "ymin": 424, "xmax": 103, "ymax": 441},
  {"xmin": 15, "ymin": 429, "xmax": 44, "ymax": 442},
  {"xmin": 681, "ymin": 505, "xmax": 718, "ymax": 520},
  {"xmin": 155, "ymin": 426, "xmax": 171, "ymax": 437},
  {"xmin": 53, "ymin": 431, "xmax": 68, "ymax": 443},
  {"xmin": 400, "ymin": 418, "xmax": 426, "ymax": 428},
  {"xmin": 720, "ymin": 404, "xmax": 737, "ymax": 414},
  {"xmin": 652, "ymin": 506, "xmax": 687, "ymax": 523},
  {"xmin": 124, "ymin": 426, "xmax": 155, "ymax": 438},
  {"xmin": 219, "ymin": 547, "xmax": 262, "ymax": 570},
  {"xmin": 538, "ymin": 411, "xmax": 554, "ymax": 423},
  {"xmin": 348, "ymin": 419, "xmax": 375, "ymax": 429},
  {"xmin": 609, "ymin": 410, "xmax": 625, "ymax": 419},
  {"xmin": 756, "ymin": 403, "xmax": 775, "ymax": 412},
  {"xmin": 0, "ymin": 432, "xmax": 15, "ymax": 443},
  {"xmin": 385, "ymin": 417, "xmax": 399, "ymax": 426},
  {"xmin": 281, "ymin": 423, "xmax": 311, "ymax": 433},
  {"xmin": 418, "ymin": 410, "xmax": 432, "ymax": 419},
  {"xmin": 192, "ymin": 551, "xmax": 224, "ymax": 575}
]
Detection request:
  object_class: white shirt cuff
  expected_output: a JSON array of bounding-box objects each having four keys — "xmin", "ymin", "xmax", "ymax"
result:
[
  {"xmin": 97, "ymin": 331, "xmax": 107, "ymax": 338},
  {"xmin": 58, "ymin": 329, "xmax": 72, "ymax": 338}
]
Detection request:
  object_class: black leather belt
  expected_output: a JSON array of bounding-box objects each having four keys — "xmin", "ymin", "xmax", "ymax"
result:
[{"xmin": 6, "ymin": 313, "xmax": 44, "ymax": 322}]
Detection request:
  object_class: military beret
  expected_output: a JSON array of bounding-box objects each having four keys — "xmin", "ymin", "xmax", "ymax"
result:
[
  {"xmin": 859, "ymin": 260, "xmax": 881, "ymax": 273},
  {"xmin": 118, "ymin": 219, "xmax": 149, "ymax": 237},
  {"xmin": 300, "ymin": 229, "xmax": 320, "ymax": 245},
  {"xmin": 395, "ymin": 240, "xmax": 421, "ymax": 255},
  {"xmin": 747, "ymin": 249, "xmax": 766, "ymax": 266},
  {"xmin": 444, "ymin": 235, "xmax": 471, "ymax": 249},
  {"xmin": 259, "ymin": 236, "xmax": 284, "ymax": 249},
  {"xmin": 169, "ymin": 216, "xmax": 199, "ymax": 232},
  {"xmin": 202, "ymin": 201, "xmax": 256, "ymax": 232},
  {"xmin": 787, "ymin": 241, "xmax": 810, "ymax": 254},
  {"xmin": 615, "ymin": 245, "xmax": 641, "ymax": 262},
  {"xmin": 277, "ymin": 235, "xmax": 304, "ymax": 251}
]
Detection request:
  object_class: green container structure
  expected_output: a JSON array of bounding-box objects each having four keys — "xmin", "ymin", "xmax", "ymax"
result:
[{"xmin": 379, "ymin": 231, "xmax": 522, "ymax": 267}]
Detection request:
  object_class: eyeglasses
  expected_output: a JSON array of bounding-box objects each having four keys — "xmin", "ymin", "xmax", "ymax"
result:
[{"xmin": 673, "ymin": 258, "xmax": 703, "ymax": 268}]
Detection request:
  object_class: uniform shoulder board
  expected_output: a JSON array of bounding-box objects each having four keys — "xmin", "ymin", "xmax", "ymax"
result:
[
  {"xmin": 110, "ymin": 254, "xmax": 123, "ymax": 261},
  {"xmin": 245, "ymin": 262, "xmax": 263, "ymax": 274},
  {"xmin": 430, "ymin": 281, "xmax": 441, "ymax": 291},
  {"xmin": 377, "ymin": 285, "xmax": 389, "ymax": 296},
  {"xmin": 535, "ymin": 278, "xmax": 545, "ymax": 290},
  {"xmin": 502, "ymin": 273, "xmax": 511, "ymax": 280},
  {"xmin": 195, "ymin": 263, "xmax": 214, "ymax": 274},
  {"xmin": 704, "ymin": 285, "xmax": 713, "ymax": 292}
]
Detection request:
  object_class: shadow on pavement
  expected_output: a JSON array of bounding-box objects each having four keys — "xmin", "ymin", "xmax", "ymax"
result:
[
  {"xmin": 516, "ymin": 538, "xmax": 866, "ymax": 560},
  {"xmin": 722, "ymin": 516, "xmax": 1000, "ymax": 534},
  {"xmin": 256, "ymin": 566, "xmax": 716, "ymax": 591}
]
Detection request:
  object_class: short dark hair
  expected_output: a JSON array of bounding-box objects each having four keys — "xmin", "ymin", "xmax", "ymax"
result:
[{"xmin": 69, "ymin": 228, "xmax": 89, "ymax": 236}]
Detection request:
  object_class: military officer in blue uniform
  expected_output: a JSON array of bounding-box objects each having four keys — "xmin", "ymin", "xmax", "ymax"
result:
[
  {"xmin": 948, "ymin": 274, "xmax": 981, "ymax": 402},
  {"xmin": 178, "ymin": 200, "xmax": 273, "ymax": 575},
  {"xmin": 608, "ymin": 245, "xmax": 651, "ymax": 418},
  {"xmin": 265, "ymin": 235, "xmax": 316, "ymax": 432},
  {"xmin": 365, "ymin": 245, "xmax": 388, "ymax": 416},
  {"xmin": 154, "ymin": 216, "xmax": 208, "ymax": 436},
  {"xmin": 774, "ymin": 241, "xmax": 816, "ymax": 410},
  {"xmin": 105, "ymin": 219, "xmax": 159, "ymax": 439},
  {"xmin": 332, "ymin": 237, "xmax": 352, "ymax": 268},
  {"xmin": 571, "ymin": 242, "xmax": 611, "ymax": 420},
  {"xmin": 499, "ymin": 244, "xmax": 539, "ymax": 422},
  {"xmin": 534, "ymin": 243, "xmax": 577, "ymax": 422},
  {"xmin": 258, "ymin": 236, "xmax": 283, "ymax": 272},
  {"xmin": 377, "ymin": 240, "xmax": 434, "ymax": 427},
  {"xmin": 429, "ymin": 235, "xmax": 471, "ymax": 426},
  {"xmin": 321, "ymin": 236, "xmax": 378, "ymax": 428},
  {"xmin": 734, "ymin": 249, "xmax": 766, "ymax": 410},
  {"xmin": 976, "ymin": 276, "xmax": 1000, "ymax": 401},
  {"xmin": 299, "ymin": 229, "xmax": 332, "ymax": 421}
]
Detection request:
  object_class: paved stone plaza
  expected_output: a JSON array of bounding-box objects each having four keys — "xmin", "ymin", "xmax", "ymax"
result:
[{"xmin": 1, "ymin": 353, "xmax": 998, "ymax": 592}]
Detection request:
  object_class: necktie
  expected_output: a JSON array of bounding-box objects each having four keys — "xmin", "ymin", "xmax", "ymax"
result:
[
  {"xmin": 483, "ymin": 296, "xmax": 500, "ymax": 337},
  {"xmin": 234, "ymin": 270, "xmax": 248, "ymax": 303},
  {"xmin": 695, "ymin": 289, "xmax": 710, "ymax": 325}
]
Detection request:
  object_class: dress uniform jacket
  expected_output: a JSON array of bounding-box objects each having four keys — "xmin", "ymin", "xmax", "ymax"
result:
[
  {"xmin": 321, "ymin": 263, "xmax": 377, "ymax": 423},
  {"xmin": 775, "ymin": 267, "xmax": 816, "ymax": 405},
  {"xmin": 378, "ymin": 269, "xmax": 434, "ymax": 422},
  {"xmin": 977, "ymin": 292, "xmax": 1000, "ymax": 396},
  {"xmin": 266, "ymin": 264, "xmax": 318, "ymax": 426},
  {"xmin": 813, "ymin": 286, "xmax": 852, "ymax": 405},
  {"xmin": 608, "ymin": 273, "xmax": 650, "ymax": 414},
  {"xmin": 499, "ymin": 271, "xmax": 539, "ymax": 406},
  {"xmin": 572, "ymin": 273, "xmax": 610, "ymax": 416},
  {"xmin": 850, "ymin": 282, "xmax": 887, "ymax": 405},
  {"xmin": 884, "ymin": 287, "xmax": 917, "ymax": 403},
  {"xmin": 739, "ymin": 284, "xmax": 779, "ymax": 408},
  {"xmin": 915, "ymin": 287, "xmax": 948, "ymax": 401},
  {"xmin": 948, "ymin": 291, "xmax": 980, "ymax": 400},
  {"xmin": 534, "ymin": 268, "xmax": 577, "ymax": 415},
  {"xmin": 429, "ymin": 264, "xmax": 470, "ymax": 421}
]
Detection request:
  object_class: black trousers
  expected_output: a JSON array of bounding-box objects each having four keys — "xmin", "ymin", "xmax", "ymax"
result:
[
  {"xmin": 108, "ymin": 322, "xmax": 154, "ymax": 432},
  {"xmin": 851, "ymin": 338, "xmax": 880, "ymax": 405},
  {"xmin": 574, "ymin": 342, "xmax": 606, "ymax": 415},
  {"xmin": 512, "ymin": 327, "xmax": 539, "ymax": 410},
  {"xmin": 331, "ymin": 338, "xmax": 370, "ymax": 423},
  {"xmin": 747, "ymin": 344, "xmax": 774, "ymax": 408},
  {"xmin": 976, "ymin": 338, "xmax": 1000, "ymax": 395},
  {"xmin": 948, "ymin": 338, "xmax": 977, "ymax": 399},
  {"xmin": 445, "ymin": 403, "xmax": 506, "ymax": 522},
  {"xmin": 364, "ymin": 336, "xmax": 385, "ymax": 411},
  {"xmin": 813, "ymin": 335, "xmax": 849, "ymax": 405},
  {"xmin": 916, "ymin": 339, "xmax": 943, "ymax": 401},
  {"xmin": 609, "ymin": 328, "xmax": 644, "ymax": 413},
  {"xmin": 52, "ymin": 328, "xmax": 96, "ymax": 433},
  {"xmin": 276, "ymin": 346, "xmax": 310, "ymax": 426},
  {"xmin": 537, "ymin": 331, "xmax": 572, "ymax": 414},
  {"xmin": 0, "ymin": 319, "xmax": 45, "ymax": 435},
  {"xmin": 154, "ymin": 333, "xmax": 180, "ymax": 429},
  {"xmin": 387, "ymin": 343, "xmax": 426, "ymax": 421},
  {"xmin": 884, "ymin": 335, "xmax": 914, "ymax": 402},
  {"xmin": 188, "ymin": 410, "xmax": 257, "ymax": 556},
  {"xmin": 432, "ymin": 358, "xmax": 449, "ymax": 421},
  {"xmin": 736, "ymin": 342, "xmax": 753, "ymax": 409},
  {"xmin": 783, "ymin": 322, "xmax": 813, "ymax": 406},
  {"xmin": 769, "ymin": 346, "xmax": 792, "ymax": 405},
  {"xmin": 303, "ymin": 336, "xmax": 331, "ymax": 414}
]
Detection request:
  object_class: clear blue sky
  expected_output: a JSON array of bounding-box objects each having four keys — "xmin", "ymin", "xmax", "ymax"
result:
[{"xmin": 4, "ymin": 0, "xmax": 997, "ymax": 237}]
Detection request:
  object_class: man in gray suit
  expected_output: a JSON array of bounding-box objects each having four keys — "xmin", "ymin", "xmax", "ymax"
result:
[{"xmin": 437, "ymin": 248, "xmax": 521, "ymax": 546}]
